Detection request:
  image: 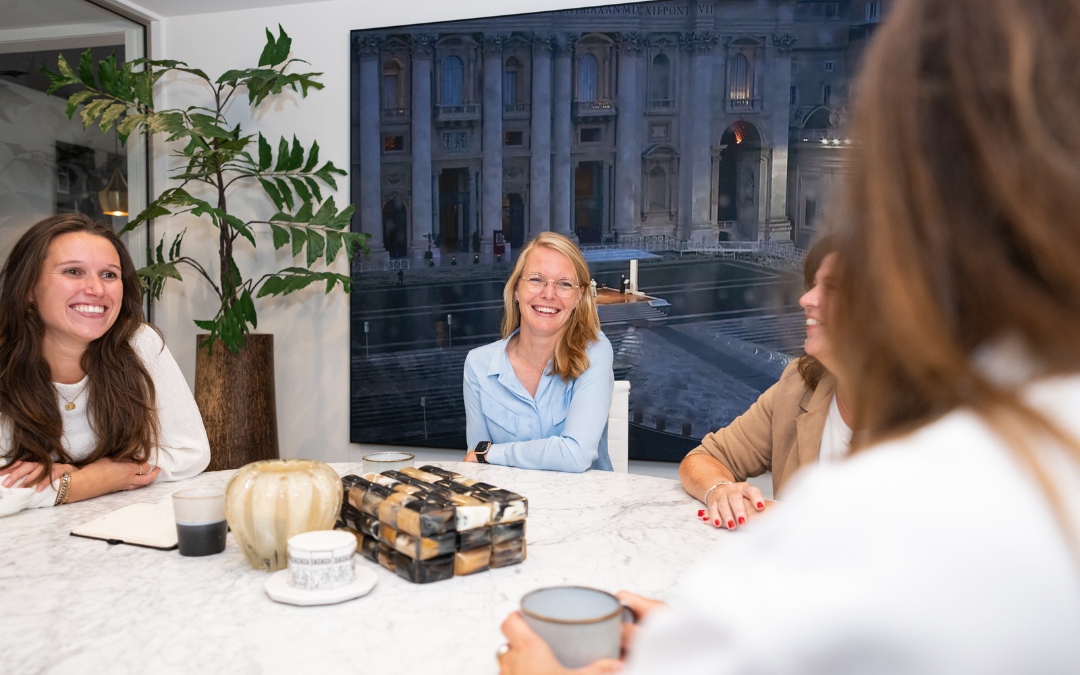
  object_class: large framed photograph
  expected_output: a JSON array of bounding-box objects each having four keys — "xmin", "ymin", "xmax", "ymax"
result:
[{"xmin": 349, "ymin": 0, "xmax": 869, "ymax": 461}]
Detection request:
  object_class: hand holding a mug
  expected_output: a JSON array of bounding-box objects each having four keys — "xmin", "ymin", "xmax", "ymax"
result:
[
  {"xmin": 499, "ymin": 612, "xmax": 623, "ymax": 675},
  {"xmin": 614, "ymin": 592, "xmax": 665, "ymax": 653}
]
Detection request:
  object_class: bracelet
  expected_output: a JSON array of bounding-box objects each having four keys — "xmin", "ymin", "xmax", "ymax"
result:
[
  {"xmin": 54, "ymin": 472, "xmax": 71, "ymax": 506},
  {"xmin": 703, "ymin": 480, "xmax": 732, "ymax": 506}
]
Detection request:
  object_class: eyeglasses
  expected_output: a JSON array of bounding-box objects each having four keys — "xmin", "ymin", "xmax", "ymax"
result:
[{"xmin": 520, "ymin": 274, "xmax": 580, "ymax": 298}]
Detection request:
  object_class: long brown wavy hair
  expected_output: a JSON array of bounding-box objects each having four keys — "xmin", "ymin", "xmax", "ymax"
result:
[
  {"xmin": 796, "ymin": 234, "xmax": 841, "ymax": 391},
  {"xmin": 834, "ymin": 0, "xmax": 1080, "ymax": 537},
  {"xmin": 501, "ymin": 232, "xmax": 600, "ymax": 381},
  {"xmin": 0, "ymin": 213, "xmax": 159, "ymax": 485}
]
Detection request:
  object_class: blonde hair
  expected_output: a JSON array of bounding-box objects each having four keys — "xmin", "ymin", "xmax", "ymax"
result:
[{"xmin": 501, "ymin": 232, "xmax": 600, "ymax": 381}]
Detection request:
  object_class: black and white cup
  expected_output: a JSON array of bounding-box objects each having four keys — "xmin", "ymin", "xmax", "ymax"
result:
[
  {"xmin": 172, "ymin": 487, "xmax": 227, "ymax": 557},
  {"xmin": 287, "ymin": 530, "xmax": 357, "ymax": 591}
]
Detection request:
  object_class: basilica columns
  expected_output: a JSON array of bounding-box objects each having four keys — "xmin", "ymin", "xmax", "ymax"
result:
[
  {"xmin": 410, "ymin": 36, "xmax": 434, "ymax": 254},
  {"xmin": 481, "ymin": 35, "xmax": 504, "ymax": 251},
  {"xmin": 685, "ymin": 31, "xmax": 717, "ymax": 241},
  {"xmin": 357, "ymin": 36, "xmax": 384, "ymax": 253},
  {"xmin": 551, "ymin": 34, "xmax": 574, "ymax": 239},
  {"xmin": 615, "ymin": 33, "xmax": 645, "ymax": 238},
  {"xmin": 529, "ymin": 35, "xmax": 553, "ymax": 235}
]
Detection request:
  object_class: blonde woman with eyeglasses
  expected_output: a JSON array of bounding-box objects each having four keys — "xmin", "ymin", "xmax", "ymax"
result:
[{"xmin": 463, "ymin": 232, "xmax": 614, "ymax": 472}]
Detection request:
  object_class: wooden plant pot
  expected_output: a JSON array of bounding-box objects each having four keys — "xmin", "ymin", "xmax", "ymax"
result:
[{"xmin": 195, "ymin": 334, "xmax": 280, "ymax": 471}]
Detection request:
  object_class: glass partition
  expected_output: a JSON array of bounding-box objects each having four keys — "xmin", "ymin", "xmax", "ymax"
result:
[{"xmin": 0, "ymin": 0, "xmax": 147, "ymax": 267}]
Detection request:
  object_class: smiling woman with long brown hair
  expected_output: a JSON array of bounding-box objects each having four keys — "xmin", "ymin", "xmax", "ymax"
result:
[
  {"xmin": 495, "ymin": 0, "xmax": 1080, "ymax": 672},
  {"xmin": 0, "ymin": 213, "xmax": 209, "ymax": 513}
]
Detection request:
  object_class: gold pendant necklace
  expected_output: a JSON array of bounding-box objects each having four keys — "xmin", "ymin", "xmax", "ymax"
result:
[{"xmin": 58, "ymin": 384, "xmax": 87, "ymax": 411}]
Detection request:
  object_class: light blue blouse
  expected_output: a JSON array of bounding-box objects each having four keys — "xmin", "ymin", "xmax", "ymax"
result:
[{"xmin": 463, "ymin": 330, "xmax": 614, "ymax": 472}]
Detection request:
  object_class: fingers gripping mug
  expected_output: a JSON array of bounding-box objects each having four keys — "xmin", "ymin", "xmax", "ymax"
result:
[{"xmin": 520, "ymin": 586, "xmax": 637, "ymax": 668}]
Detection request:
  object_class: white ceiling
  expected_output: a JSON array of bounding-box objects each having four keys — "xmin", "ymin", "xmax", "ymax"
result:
[{"xmin": 121, "ymin": 0, "xmax": 333, "ymax": 18}]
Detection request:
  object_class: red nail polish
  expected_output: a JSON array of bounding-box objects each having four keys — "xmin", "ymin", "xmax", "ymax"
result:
[
  {"xmin": 757, "ymin": 502, "xmax": 764, "ymax": 509},
  {"xmin": 702, "ymin": 517, "xmax": 708, "ymax": 521},
  {"xmin": 698, "ymin": 510, "xmax": 704, "ymax": 516},
  {"xmin": 727, "ymin": 520, "xmax": 734, "ymax": 528},
  {"xmin": 714, "ymin": 519, "xmax": 720, "ymax": 526},
  {"xmin": 738, "ymin": 517, "xmax": 745, "ymax": 525}
]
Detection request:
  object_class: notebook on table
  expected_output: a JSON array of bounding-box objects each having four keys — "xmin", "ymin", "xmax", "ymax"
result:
[{"xmin": 70, "ymin": 501, "xmax": 179, "ymax": 550}]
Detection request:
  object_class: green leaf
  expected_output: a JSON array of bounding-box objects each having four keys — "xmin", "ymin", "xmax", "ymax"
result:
[
  {"xmin": 116, "ymin": 113, "xmax": 145, "ymax": 145},
  {"xmin": 313, "ymin": 161, "xmax": 343, "ymax": 190},
  {"xmin": 258, "ymin": 28, "xmax": 277, "ymax": 68},
  {"xmin": 305, "ymin": 230, "xmax": 325, "ymax": 267},
  {"xmin": 239, "ymin": 290, "xmax": 258, "ymax": 330},
  {"xmin": 77, "ymin": 50, "xmax": 96, "ymax": 88},
  {"xmin": 325, "ymin": 231, "xmax": 342, "ymax": 263},
  {"xmin": 97, "ymin": 53, "xmax": 119, "ymax": 95},
  {"xmin": 259, "ymin": 178, "xmax": 284, "ymax": 210},
  {"xmin": 289, "ymin": 227, "xmax": 308, "ymax": 258},
  {"xmin": 309, "ymin": 196, "xmax": 335, "ymax": 227},
  {"xmin": 288, "ymin": 176, "xmax": 311, "ymax": 204},
  {"xmin": 144, "ymin": 112, "xmax": 186, "ymax": 138},
  {"xmin": 302, "ymin": 139, "xmax": 319, "ymax": 173},
  {"xmin": 57, "ymin": 54, "xmax": 77, "ymax": 81},
  {"xmin": 287, "ymin": 136, "xmax": 303, "ymax": 171},
  {"xmin": 291, "ymin": 202, "xmax": 313, "ymax": 223},
  {"xmin": 169, "ymin": 228, "xmax": 187, "ymax": 259},
  {"xmin": 98, "ymin": 103, "xmax": 128, "ymax": 132},
  {"xmin": 134, "ymin": 71, "xmax": 153, "ymax": 108},
  {"xmin": 79, "ymin": 98, "xmax": 113, "ymax": 130},
  {"xmin": 273, "ymin": 178, "xmax": 294, "ymax": 211},
  {"xmin": 189, "ymin": 113, "xmax": 232, "ymax": 139},
  {"xmin": 270, "ymin": 224, "xmax": 290, "ymax": 250},
  {"xmin": 220, "ymin": 212, "xmax": 256, "ymax": 247},
  {"xmin": 257, "ymin": 276, "xmax": 285, "ymax": 297},
  {"xmin": 258, "ymin": 133, "xmax": 272, "ymax": 171},
  {"xmin": 271, "ymin": 26, "xmax": 292, "ymax": 67},
  {"xmin": 63, "ymin": 91, "xmax": 95, "ymax": 119},
  {"xmin": 303, "ymin": 176, "xmax": 322, "ymax": 203},
  {"xmin": 194, "ymin": 319, "xmax": 217, "ymax": 331},
  {"xmin": 273, "ymin": 136, "xmax": 290, "ymax": 172},
  {"xmin": 216, "ymin": 68, "xmax": 250, "ymax": 85},
  {"xmin": 329, "ymin": 203, "xmax": 356, "ymax": 231}
]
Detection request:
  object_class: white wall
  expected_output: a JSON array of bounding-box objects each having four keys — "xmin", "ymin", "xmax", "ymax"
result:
[{"xmin": 146, "ymin": 0, "xmax": 621, "ymax": 464}]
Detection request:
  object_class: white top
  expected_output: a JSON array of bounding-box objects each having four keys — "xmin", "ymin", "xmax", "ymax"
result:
[
  {"xmin": 1, "ymin": 324, "xmax": 210, "ymax": 513},
  {"xmin": 816, "ymin": 393, "xmax": 853, "ymax": 464},
  {"xmin": 628, "ymin": 374, "xmax": 1080, "ymax": 674}
]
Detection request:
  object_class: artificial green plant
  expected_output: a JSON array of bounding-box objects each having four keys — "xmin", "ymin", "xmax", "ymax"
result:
[{"xmin": 42, "ymin": 26, "xmax": 369, "ymax": 353}]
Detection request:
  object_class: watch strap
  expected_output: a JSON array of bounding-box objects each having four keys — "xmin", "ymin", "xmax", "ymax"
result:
[{"xmin": 474, "ymin": 441, "xmax": 492, "ymax": 463}]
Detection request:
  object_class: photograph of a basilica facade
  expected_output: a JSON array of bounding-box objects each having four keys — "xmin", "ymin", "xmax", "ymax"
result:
[{"xmin": 350, "ymin": 0, "xmax": 888, "ymax": 459}]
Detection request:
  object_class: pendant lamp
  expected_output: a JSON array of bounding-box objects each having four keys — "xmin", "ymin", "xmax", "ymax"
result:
[
  {"xmin": 98, "ymin": 166, "xmax": 128, "ymax": 216},
  {"xmin": 98, "ymin": 131, "xmax": 128, "ymax": 216}
]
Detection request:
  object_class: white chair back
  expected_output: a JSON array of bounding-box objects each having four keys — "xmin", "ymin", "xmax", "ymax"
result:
[{"xmin": 607, "ymin": 381, "xmax": 631, "ymax": 473}]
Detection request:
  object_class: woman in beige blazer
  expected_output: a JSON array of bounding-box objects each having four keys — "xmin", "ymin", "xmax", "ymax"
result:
[{"xmin": 680, "ymin": 235, "xmax": 855, "ymax": 530}]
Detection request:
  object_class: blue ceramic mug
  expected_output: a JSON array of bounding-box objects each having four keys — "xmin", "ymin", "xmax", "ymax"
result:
[{"xmin": 520, "ymin": 586, "xmax": 636, "ymax": 668}]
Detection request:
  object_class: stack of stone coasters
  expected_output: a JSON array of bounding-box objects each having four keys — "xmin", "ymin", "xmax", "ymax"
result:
[{"xmin": 336, "ymin": 465, "xmax": 527, "ymax": 584}]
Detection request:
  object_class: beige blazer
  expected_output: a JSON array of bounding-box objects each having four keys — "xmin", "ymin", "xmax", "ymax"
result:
[{"xmin": 685, "ymin": 360, "xmax": 836, "ymax": 498}]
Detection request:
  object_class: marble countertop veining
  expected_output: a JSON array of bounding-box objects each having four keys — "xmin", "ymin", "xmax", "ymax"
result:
[{"xmin": 0, "ymin": 462, "xmax": 723, "ymax": 674}]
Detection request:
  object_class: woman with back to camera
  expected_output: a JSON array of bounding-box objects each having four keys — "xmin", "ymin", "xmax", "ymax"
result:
[
  {"xmin": 680, "ymin": 235, "xmax": 854, "ymax": 530},
  {"xmin": 497, "ymin": 0, "xmax": 1080, "ymax": 672},
  {"xmin": 463, "ymin": 232, "xmax": 614, "ymax": 472},
  {"xmin": 0, "ymin": 214, "xmax": 210, "ymax": 514}
]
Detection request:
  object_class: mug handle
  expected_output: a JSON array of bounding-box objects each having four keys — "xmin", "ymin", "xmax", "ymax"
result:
[{"xmin": 620, "ymin": 602, "xmax": 638, "ymax": 625}]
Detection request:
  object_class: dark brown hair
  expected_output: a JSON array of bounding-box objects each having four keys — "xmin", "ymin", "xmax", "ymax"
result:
[
  {"xmin": 796, "ymin": 234, "xmax": 841, "ymax": 390},
  {"xmin": 0, "ymin": 213, "xmax": 159, "ymax": 484},
  {"xmin": 834, "ymin": 0, "xmax": 1080, "ymax": 529},
  {"xmin": 501, "ymin": 232, "xmax": 600, "ymax": 381}
]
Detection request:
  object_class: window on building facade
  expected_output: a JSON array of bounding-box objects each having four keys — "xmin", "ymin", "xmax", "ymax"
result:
[
  {"xmin": 729, "ymin": 53, "xmax": 751, "ymax": 104},
  {"xmin": 822, "ymin": 83, "xmax": 832, "ymax": 105},
  {"xmin": 442, "ymin": 55, "xmax": 464, "ymax": 105},
  {"xmin": 382, "ymin": 60, "xmax": 404, "ymax": 112},
  {"xmin": 579, "ymin": 127, "xmax": 601, "ymax": 143},
  {"xmin": 647, "ymin": 166, "xmax": 667, "ymax": 211},
  {"xmin": 790, "ymin": 86, "xmax": 799, "ymax": 105},
  {"xmin": 865, "ymin": 1, "xmax": 881, "ymax": 22},
  {"xmin": 503, "ymin": 56, "xmax": 520, "ymax": 107},
  {"xmin": 504, "ymin": 130, "xmax": 523, "ymax": 146},
  {"xmin": 650, "ymin": 53, "xmax": 671, "ymax": 105},
  {"xmin": 578, "ymin": 53, "xmax": 598, "ymax": 102},
  {"xmin": 823, "ymin": 60, "xmax": 834, "ymax": 72},
  {"xmin": 792, "ymin": 60, "xmax": 799, "ymax": 74},
  {"xmin": 383, "ymin": 135, "xmax": 405, "ymax": 153}
]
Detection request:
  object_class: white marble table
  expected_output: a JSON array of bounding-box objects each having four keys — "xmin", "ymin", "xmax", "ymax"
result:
[{"xmin": 0, "ymin": 462, "xmax": 722, "ymax": 674}]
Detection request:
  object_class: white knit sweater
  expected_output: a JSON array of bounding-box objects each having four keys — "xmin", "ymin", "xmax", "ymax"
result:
[{"xmin": 1, "ymin": 324, "xmax": 211, "ymax": 514}]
